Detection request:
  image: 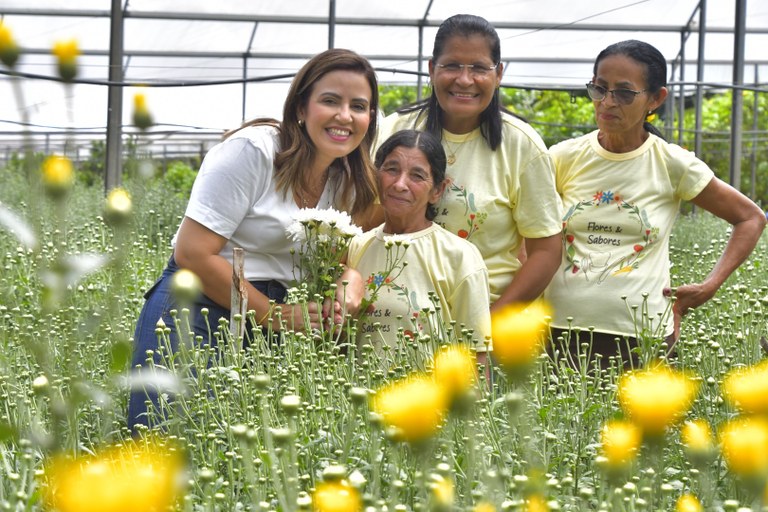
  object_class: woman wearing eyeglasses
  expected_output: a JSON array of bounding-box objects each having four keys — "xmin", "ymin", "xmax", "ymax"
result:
[
  {"xmin": 375, "ymin": 14, "xmax": 563, "ymax": 326},
  {"xmin": 545, "ymin": 39, "xmax": 766, "ymax": 368}
]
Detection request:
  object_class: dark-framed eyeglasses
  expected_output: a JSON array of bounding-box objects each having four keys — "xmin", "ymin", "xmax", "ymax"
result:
[
  {"xmin": 586, "ymin": 82, "xmax": 647, "ymax": 106},
  {"xmin": 435, "ymin": 62, "xmax": 499, "ymax": 78}
]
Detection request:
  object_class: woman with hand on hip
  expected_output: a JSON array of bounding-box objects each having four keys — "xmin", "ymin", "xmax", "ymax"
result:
[
  {"xmin": 545, "ymin": 40, "xmax": 766, "ymax": 367},
  {"xmin": 128, "ymin": 48, "xmax": 380, "ymax": 430},
  {"xmin": 376, "ymin": 14, "xmax": 563, "ymax": 312}
]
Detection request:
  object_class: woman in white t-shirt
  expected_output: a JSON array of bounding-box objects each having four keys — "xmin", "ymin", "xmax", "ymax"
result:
[
  {"xmin": 545, "ymin": 39, "xmax": 766, "ymax": 368},
  {"xmin": 128, "ymin": 49, "xmax": 380, "ymax": 430}
]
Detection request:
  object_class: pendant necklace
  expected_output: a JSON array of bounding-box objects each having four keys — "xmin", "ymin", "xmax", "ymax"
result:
[{"xmin": 443, "ymin": 132, "xmax": 473, "ymax": 166}]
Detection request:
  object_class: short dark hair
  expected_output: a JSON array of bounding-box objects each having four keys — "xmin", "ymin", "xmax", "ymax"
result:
[{"xmin": 374, "ymin": 130, "xmax": 447, "ymax": 221}]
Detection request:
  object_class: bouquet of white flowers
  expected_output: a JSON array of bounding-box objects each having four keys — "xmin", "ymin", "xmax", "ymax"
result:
[{"xmin": 286, "ymin": 208, "xmax": 362, "ymax": 301}]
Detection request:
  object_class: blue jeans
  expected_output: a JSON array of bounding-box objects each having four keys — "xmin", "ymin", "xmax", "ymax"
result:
[{"xmin": 127, "ymin": 255, "xmax": 286, "ymax": 431}]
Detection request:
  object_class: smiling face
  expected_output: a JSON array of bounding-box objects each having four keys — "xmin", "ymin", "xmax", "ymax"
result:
[
  {"xmin": 429, "ymin": 34, "xmax": 502, "ymax": 134},
  {"xmin": 299, "ymin": 69, "xmax": 373, "ymax": 171},
  {"xmin": 379, "ymin": 146, "xmax": 446, "ymax": 233},
  {"xmin": 592, "ymin": 54, "xmax": 665, "ymax": 140}
]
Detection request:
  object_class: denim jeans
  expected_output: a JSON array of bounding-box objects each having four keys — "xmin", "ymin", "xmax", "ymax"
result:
[{"xmin": 127, "ymin": 255, "xmax": 286, "ymax": 431}]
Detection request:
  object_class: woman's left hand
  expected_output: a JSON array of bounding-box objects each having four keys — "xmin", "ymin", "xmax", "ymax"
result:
[
  {"xmin": 323, "ymin": 267, "xmax": 367, "ymax": 324},
  {"xmin": 664, "ymin": 283, "xmax": 715, "ymax": 340}
]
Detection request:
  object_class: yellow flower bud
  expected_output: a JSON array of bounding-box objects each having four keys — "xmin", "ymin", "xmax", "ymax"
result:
[
  {"xmin": 617, "ymin": 364, "xmax": 698, "ymax": 436},
  {"xmin": 473, "ymin": 502, "xmax": 496, "ymax": 512},
  {"xmin": 600, "ymin": 420, "xmax": 642, "ymax": 469},
  {"xmin": 132, "ymin": 92, "xmax": 154, "ymax": 130},
  {"xmin": 372, "ymin": 373, "xmax": 448, "ymax": 443},
  {"xmin": 681, "ymin": 419, "xmax": 715, "ymax": 465},
  {"xmin": 719, "ymin": 416, "xmax": 768, "ymax": 479},
  {"xmin": 51, "ymin": 38, "xmax": 79, "ymax": 81},
  {"xmin": 432, "ymin": 344, "xmax": 477, "ymax": 401},
  {"xmin": 525, "ymin": 494, "xmax": 549, "ymax": 512},
  {"xmin": 41, "ymin": 155, "xmax": 75, "ymax": 198},
  {"xmin": 490, "ymin": 301, "xmax": 551, "ymax": 380},
  {"xmin": 312, "ymin": 481, "xmax": 360, "ymax": 512},
  {"xmin": 675, "ymin": 493, "xmax": 703, "ymax": 512},
  {"xmin": 170, "ymin": 268, "xmax": 202, "ymax": 305},
  {"xmin": 0, "ymin": 22, "xmax": 20, "ymax": 68},
  {"xmin": 429, "ymin": 475, "xmax": 454, "ymax": 512},
  {"xmin": 104, "ymin": 187, "xmax": 132, "ymax": 225}
]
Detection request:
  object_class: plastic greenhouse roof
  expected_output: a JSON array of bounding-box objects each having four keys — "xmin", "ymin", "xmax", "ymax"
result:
[{"xmin": 1, "ymin": 0, "xmax": 767, "ymax": 141}]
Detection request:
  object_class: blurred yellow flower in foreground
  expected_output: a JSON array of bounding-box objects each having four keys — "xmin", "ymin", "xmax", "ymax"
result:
[
  {"xmin": 474, "ymin": 502, "xmax": 496, "ymax": 512},
  {"xmin": 723, "ymin": 360, "xmax": 768, "ymax": 415},
  {"xmin": 372, "ymin": 373, "xmax": 447, "ymax": 443},
  {"xmin": 312, "ymin": 481, "xmax": 361, "ymax": 512},
  {"xmin": 105, "ymin": 187, "xmax": 133, "ymax": 225},
  {"xmin": 524, "ymin": 494, "xmax": 549, "ymax": 512},
  {"xmin": 432, "ymin": 344, "xmax": 477, "ymax": 400},
  {"xmin": 51, "ymin": 38, "xmax": 79, "ymax": 81},
  {"xmin": 681, "ymin": 419, "xmax": 715, "ymax": 465},
  {"xmin": 618, "ymin": 364, "xmax": 698, "ymax": 436},
  {"xmin": 490, "ymin": 301, "xmax": 551, "ymax": 377},
  {"xmin": 719, "ymin": 416, "xmax": 768, "ymax": 478},
  {"xmin": 171, "ymin": 268, "xmax": 203, "ymax": 304},
  {"xmin": 600, "ymin": 420, "xmax": 641, "ymax": 468},
  {"xmin": 44, "ymin": 438, "xmax": 184, "ymax": 512},
  {"xmin": 42, "ymin": 155, "xmax": 75, "ymax": 197},
  {"xmin": 430, "ymin": 475, "xmax": 454, "ymax": 511},
  {"xmin": 133, "ymin": 91, "xmax": 154, "ymax": 130},
  {"xmin": 675, "ymin": 493, "xmax": 703, "ymax": 512},
  {"xmin": 0, "ymin": 22, "xmax": 20, "ymax": 68}
]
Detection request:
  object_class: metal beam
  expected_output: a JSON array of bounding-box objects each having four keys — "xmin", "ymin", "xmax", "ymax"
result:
[
  {"xmin": 729, "ymin": 0, "xmax": 747, "ymax": 188},
  {"xmin": 104, "ymin": 0, "xmax": 124, "ymax": 194}
]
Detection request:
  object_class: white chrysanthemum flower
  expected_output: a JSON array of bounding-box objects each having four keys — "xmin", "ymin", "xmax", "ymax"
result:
[
  {"xmin": 285, "ymin": 222, "xmax": 306, "ymax": 242},
  {"xmin": 383, "ymin": 234, "xmax": 413, "ymax": 248}
]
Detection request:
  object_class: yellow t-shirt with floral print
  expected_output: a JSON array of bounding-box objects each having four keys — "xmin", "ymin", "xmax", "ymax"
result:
[
  {"xmin": 544, "ymin": 130, "xmax": 714, "ymax": 337},
  {"xmin": 376, "ymin": 110, "xmax": 562, "ymax": 302}
]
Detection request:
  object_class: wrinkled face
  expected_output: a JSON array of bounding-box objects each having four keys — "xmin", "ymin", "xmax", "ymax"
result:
[
  {"xmin": 428, "ymin": 34, "xmax": 502, "ymax": 134},
  {"xmin": 378, "ymin": 146, "xmax": 445, "ymax": 221},
  {"xmin": 299, "ymin": 70, "xmax": 373, "ymax": 166},
  {"xmin": 592, "ymin": 54, "xmax": 663, "ymax": 137}
]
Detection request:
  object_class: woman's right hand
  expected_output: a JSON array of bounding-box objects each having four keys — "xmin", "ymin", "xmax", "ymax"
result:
[{"xmin": 272, "ymin": 302, "xmax": 326, "ymax": 332}]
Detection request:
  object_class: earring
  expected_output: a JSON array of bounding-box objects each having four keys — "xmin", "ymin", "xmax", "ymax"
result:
[{"xmin": 298, "ymin": 119, "xmax": 305, "ymax": 127}]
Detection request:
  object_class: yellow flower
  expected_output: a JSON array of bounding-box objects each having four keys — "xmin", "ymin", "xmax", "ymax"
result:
[
  {"xmin": 681, "ymin": 419, "xmax": 715, "ymax": 465},
  {"xmin": 719, "ymin": 416, "xmax": 768, "ymax": 478},
  {"xmin": 490, "ymin": 301, "xmax": 551, "ymax": 378},
  {"xmin": 430, "ymin": 475, "xmax": 454, "ymax": 512},
  {"xmin": 133, "ymin": 91, "xmax": 154, "ymax": 130},
  {"xmin": 600, "ymin": 420, "xmax": 642, "ymax": 468},
  {"xmin": 618, "ymin": 364, "xmax": 698, "ymax": 436},
  {"xmin": 474, "ymin": 502, "xmax": 496, "ymax": 512},
  {"xmin": 312, "ymin": 481, "xmax": 361, "ymax": 512},
  {"xmin": 44, "ymin": 438, "xmax": 184, "ymax": 512},
  {"xmin": 432, "ymin": 344, "xmax": 477, "ymax": 400},
  {"xmin": 51, "ymin": 38, "xmax": 79, "ymax": 81},
  {"xmin": 723, "ymin": 360, "xmax": 768, "ymax": 415},
  {"xmin": 0, "ymin": 22, "xmax": 20, "ymax": 68},
  {"xmin": 104, "ymin": 187, "xmax": 133, "ymax": 225},
  {"xmin": 171, "ymin": 268, "xmax": 203, "ymax": 304},
  {"xmin": 41, "ymin": 155, "xmax": 75, "ymax": 197},
  {"xmin": 675, "ymin": 493, "xmax": 703, "ymax": 512},
  {"xmin": 372, "ymin": 373, "xmax": 447, "ymax": 443},
  {"xmin": 525, "ymin": 494, "xmax": 549, "ymax": 512}
]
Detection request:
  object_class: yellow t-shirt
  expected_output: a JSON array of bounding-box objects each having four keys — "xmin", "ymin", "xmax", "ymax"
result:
[
  {"xmin": 377, "ymin": 110, "xmax": 562, "ymax": 302},
  {"xmin": 347, "ymin": 223, "xmax": 490, "ymax": 353},
  {"xmin": 544, "ymin": 131, "xmax": 715, "ymax": 337}
]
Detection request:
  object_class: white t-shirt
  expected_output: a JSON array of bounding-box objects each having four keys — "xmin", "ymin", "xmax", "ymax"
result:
[
  {"xmin": 347, "ymin": 223, "xmax": 491, "ymax": 352},
  {"xmin": 377, "ymin": 110, "xmax": 562, "ymax": 302},
  {"xmin": 545, "ymin": 131, "xmax": 715, "ymax": 337},
  {"xmin": 179, "ymin": 124, "xmax": 347, "ymax": 287}
]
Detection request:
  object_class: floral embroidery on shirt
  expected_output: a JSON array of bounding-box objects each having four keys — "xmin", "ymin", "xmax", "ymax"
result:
[
  {"xmin": 436, "ymin": 179, "xmax": 488, "ymax": 239},
  {"xmin": 562, "ymin": 190, "xmax": 659, "ymax": 283}
]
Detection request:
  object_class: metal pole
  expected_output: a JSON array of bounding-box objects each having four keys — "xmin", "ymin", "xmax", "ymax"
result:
[
  {"xmin": 750, "ymin": 64, "xmax": 759, "ymax": 200},
  {"xmin": 417, "ymin": 26, "xmax": 424, "ymax": 102},
  {"xmin": 677, "ymin": 31, "xmax": 686, "ymax": 146},
  {"xmin": 328, "ymin": 0, "xmax": 336, "ymax": 49},
  {"xmin": 104, "ymin": 0, "xmax": 124, "ymax": 193},
  {"xmin": 694, "ymin": 0, "xmax": 706, "ymax": 158},
  {"xmin": 729, "ymin": 0, "xmax": 747, "ymax": 189}
]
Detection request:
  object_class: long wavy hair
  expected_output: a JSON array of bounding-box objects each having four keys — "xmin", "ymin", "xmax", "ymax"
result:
[
  {"xmin": 225, "ymin": 49, "xmax": 379, "ymax": 217},
  {"xmin": 593, "ymin": 39, "xmax": 668, "ymax": 139},
  {"xmin": 399, "ymin": 14, "xmax": 504, "ymax": 150}
]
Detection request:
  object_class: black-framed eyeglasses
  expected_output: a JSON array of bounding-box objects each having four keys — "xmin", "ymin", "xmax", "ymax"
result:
[
  {"xmin": 586, "ymin": 82, "xmax": 647, "ymax": 105},
  {"xmin": 435, "ymin": 62, "xmax": 499, "ymax": 78}
]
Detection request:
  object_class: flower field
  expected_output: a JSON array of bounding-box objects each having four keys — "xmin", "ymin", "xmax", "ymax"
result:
[{"xmin": 0, "ymin": 157, "xmax": 767, "ymax": 512}]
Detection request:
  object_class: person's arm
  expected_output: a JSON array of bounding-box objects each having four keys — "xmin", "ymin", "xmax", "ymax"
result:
[
  {"xmin": 174, "ymin": 217, "xmax": 324, "ymax": 331},
  {"xmin": 491, "ymin": 233, "xmax": 562, "ymax": 313},
  {"xmin": 665, "ymin": 178, "xmax": 766, "ymax": 337}
]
